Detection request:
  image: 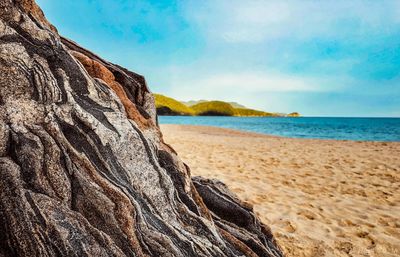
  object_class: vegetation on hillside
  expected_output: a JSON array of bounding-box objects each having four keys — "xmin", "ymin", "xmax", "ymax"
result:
[
  {"xmin": 154, "ymin": 93, "xmax": 299, "ymax": 117},
  {"xmin": 154, "ymin": 94, "xmax": 194, "ymax": 115},
  {"xmin": 234, "ymin": 108, "xmax": 276, "ymax": 117},
  {"xmin": 191, "ymin": 101, "xmax": 236, "ymax": 116}
]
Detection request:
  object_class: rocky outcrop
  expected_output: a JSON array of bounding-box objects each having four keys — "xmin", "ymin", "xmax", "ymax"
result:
[{"xmin": 0, "ymin": 1, "xmax": 284, "ymax": 256}]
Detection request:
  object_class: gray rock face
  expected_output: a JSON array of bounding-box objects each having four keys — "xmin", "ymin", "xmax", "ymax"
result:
[{"xmin": 0, "ymin": 1, "xmax": 284, "ymax": 256}]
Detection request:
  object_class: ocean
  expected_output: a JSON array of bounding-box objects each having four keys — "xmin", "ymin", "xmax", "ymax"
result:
[{"xmin": 158, "ymin": 116, "xmax": 400, "ymax": 142}]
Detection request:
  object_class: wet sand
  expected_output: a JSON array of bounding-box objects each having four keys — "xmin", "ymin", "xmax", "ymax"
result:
[{"xmin": 160, "ymin": 124, "xmax": 400, "ymax": 257}]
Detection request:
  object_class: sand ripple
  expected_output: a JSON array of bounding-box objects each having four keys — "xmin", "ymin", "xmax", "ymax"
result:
[{"xmin": 161, "ymin": 124, "xmax": 400, "ymax": 257}]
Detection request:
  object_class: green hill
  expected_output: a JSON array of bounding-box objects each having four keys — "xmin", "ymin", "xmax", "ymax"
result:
[
  {"xmin": 191, "ymin": 101, "xmax": 236, "ymax": 116},
  {"xmin": 153, "ymin": 93, "xmax": 298, "ymax": 117},
  {"xmin": 154, "ymin": 94, "xmax": 194, "ymax": 115},
  {"xmin": 234, "ymin": 108, "xmax": 276, "ymax": 117}
]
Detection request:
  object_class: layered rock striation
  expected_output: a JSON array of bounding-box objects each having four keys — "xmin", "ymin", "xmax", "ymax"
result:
[{"xmin": 0, "ymin": 1, "xmax": 284, "ymax": 256}]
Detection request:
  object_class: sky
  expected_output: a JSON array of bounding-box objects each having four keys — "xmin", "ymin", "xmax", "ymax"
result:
[{"xmin": 36, "ymin": 0, "xmax": 400, "ymax": 117}]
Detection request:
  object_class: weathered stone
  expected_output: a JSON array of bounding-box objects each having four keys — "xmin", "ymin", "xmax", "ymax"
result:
[{"xmin": 0, "ymin": 1, "xmax": 284, "ymax": 256}]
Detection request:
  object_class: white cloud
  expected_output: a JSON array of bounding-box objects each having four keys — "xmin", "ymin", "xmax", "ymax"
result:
[
  {"xmin": 181, "ymin": 72, "xmax": 318, "ymax": 92},
  {"xmin": 151, "ymin": 0, "xmax": 400, "ymax": 115},
  {"xmin": 161, "ymin": 68, "xmax": 349, "ymax": 102},
  {"xmin": 184, "ymin": 0, "xmax": 400, "ymax": 43}
]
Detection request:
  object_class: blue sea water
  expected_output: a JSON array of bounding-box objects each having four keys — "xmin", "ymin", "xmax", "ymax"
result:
[{"xmin": 158, "ymin": 116, "xmax": 400, "ymax": 142}]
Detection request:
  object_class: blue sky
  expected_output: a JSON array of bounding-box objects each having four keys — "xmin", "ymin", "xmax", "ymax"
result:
[{"xmin": 37, "ymin": 0, "xmax": 400, "ymax": 117}]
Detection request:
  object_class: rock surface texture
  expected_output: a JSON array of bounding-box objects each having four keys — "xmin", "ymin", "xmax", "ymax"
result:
[{"xmin": 0, "ymin": 1, "xmax": 284, "ymax": 256}]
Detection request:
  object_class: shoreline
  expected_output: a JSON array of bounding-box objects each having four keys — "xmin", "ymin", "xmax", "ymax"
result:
[
  {"xmin": 160, "ymin": 123, "xmax": 400, "ymax": 143},
  {"xmin": 161, "ymin": 124, "xmax": 400, "ymax": 257}
]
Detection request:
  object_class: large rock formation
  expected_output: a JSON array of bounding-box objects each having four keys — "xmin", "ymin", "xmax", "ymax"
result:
[{"xmin": 0, "ymin": 1, "xmax": 284, "ymax": 256}]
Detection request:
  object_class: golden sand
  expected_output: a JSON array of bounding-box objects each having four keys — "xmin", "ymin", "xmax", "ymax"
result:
[{"xmin": 161, "ymin": 124, "xmax": 400, "ymax": 257}]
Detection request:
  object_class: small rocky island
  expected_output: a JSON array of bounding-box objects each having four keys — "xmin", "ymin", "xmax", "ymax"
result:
[{"xmin": 0, "ymin": 1, "xmax": 283, "ymax": 256}]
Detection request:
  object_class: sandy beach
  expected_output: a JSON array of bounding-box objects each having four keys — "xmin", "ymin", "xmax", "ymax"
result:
[{"xmin": 160, "ymin": 124, "xmax": 400, "ymax": 257}]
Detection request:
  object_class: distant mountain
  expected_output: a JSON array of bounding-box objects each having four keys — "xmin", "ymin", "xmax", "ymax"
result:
[
  {"xmin": 183, "ymin": 100, "xmax": 246, "ymax": 109},
  {"xmin": 181, "ymin": 100, "xmax": 207, "ymax": 106},
  {"xmin": 154, "ymin": 94, "xmax": 298, "ymax": 117},
  {"xmin": 227, "ymin": 102, "xmax": 247, "ymax": 109}
]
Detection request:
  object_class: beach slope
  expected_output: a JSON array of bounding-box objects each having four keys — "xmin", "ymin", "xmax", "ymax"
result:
[{"xmin": 161, "ymin": 124, "xmax": 400, "ymax": 257}]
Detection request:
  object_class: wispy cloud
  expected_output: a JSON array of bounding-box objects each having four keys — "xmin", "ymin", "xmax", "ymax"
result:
[
  {"xmin": 169, "ymin": 72, "xmax": 324, "ymax": 94},
  {"xmin": 38, "ymin": 0, "xmax": 400, "ymax": 116},
  {"xmin": 184, "ymin": 0, "xmax": 400, "ymax": 43},
  {"xmin": 162, "ymin": 67, "xmax": 352, "ymax": 101}
]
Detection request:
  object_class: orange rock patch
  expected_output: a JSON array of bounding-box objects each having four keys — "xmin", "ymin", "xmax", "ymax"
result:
[{"xmin": 71, "ymin": 51, "xmax": 151, "ymax": 129}]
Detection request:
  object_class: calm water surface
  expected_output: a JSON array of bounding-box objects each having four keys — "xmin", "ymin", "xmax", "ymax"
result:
[{"xmin": 158, "ymin": 116, "xmax": 400, "ymax": 142}]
